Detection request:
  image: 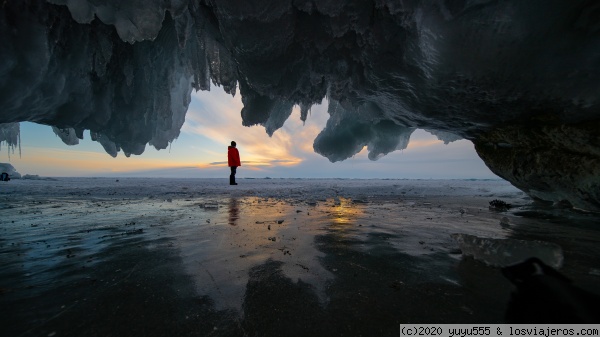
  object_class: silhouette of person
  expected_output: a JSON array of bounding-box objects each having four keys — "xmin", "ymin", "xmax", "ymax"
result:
[{"xmin": 228, "ymin": 141, "xmax": 241, "ymax": 185}]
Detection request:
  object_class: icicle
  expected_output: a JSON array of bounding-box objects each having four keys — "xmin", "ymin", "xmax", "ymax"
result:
[{"xmin": 0, "ymin": 123, "xmax": 21, "ymax": 158}]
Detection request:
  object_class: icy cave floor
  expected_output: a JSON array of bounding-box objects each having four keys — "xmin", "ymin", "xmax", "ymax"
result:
[{"xmin": 1, "ymin": 178, "xmax": 600, "ymax": 336}]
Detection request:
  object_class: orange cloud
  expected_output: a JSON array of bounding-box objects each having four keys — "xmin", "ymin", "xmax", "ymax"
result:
[
  {"xmin": 185, "ymin": 89, "xmax": 319, "ymax": 169},
  {"xmin": 406, "ymin": 138, "xmax": 442, "ymax": 149}
]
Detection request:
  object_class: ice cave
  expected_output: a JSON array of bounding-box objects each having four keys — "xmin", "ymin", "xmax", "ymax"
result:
[{"xmin": 0, "ymin": 0, "xmax": 599, "ymax": 210}]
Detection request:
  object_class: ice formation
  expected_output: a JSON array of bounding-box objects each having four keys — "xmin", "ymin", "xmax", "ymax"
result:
[
  {"xmin": 0, "ymin": 123, "xmax": 20, "ymax": 156},
  {"xmin": 451, "ymin": 233, "xmax": 564, "ymax": 269},
  {"xmin": 0, "ymin": 162, "xmax": 22, "ymax": 179},
  {"xmin": 0, "ymin": 1, "xmax": 599, "ymax": 209}
]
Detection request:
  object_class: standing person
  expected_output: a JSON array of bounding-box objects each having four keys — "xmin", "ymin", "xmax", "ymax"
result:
[{"xmin": 228, "ymin": 141, "xmax": 241, "ymax": 185}]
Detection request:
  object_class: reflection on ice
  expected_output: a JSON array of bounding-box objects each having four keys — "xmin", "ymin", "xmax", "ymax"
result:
[
  {"xmin": 329, "ymin": 197, "xmax": 365, "ymax": 226},
  {"xmin": 451, "ymin": 233, "xmax": 564, "ymax": 269},
  {"xmin": 2, "ymin": 178, "xmax": 600, "ymax": 334},
  {"xmin": 227, "ymin": 198, "xmax": 239, "ymax": 226},
  {"xmin": 175, "ymin": 197, "xmax": 337, "ymax": 311}
]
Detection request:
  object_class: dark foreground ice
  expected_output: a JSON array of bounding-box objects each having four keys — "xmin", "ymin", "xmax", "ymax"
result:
[{"xmin": 1, "ymin": 178, "xmax": 599, "ymax": 336}]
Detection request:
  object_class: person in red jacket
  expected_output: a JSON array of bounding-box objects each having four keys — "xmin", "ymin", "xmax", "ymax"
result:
[{"xmin": 228, "ymin": 141, "xmax": 241, "ymax": 185}]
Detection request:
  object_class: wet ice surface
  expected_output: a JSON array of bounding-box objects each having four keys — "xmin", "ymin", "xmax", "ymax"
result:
[{"xmin": 1, "ymin": 178, "xmax": 600, "ymax": 336}]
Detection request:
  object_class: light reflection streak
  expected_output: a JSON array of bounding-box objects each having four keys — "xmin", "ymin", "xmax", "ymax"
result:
[{"xmin": 328, "ymin": 197, "xmax": 366, "ymax": 227}]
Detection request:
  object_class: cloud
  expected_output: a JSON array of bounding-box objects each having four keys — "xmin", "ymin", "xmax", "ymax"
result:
[
  {"xmin": 209, "ymin": 159, "xmax": 301, "ymax": 166},
  {"xmin": 406, "ymin": 138, "xmax": 443, "ymax": 149},
  {"xmin": 179, "ymin": 85, "xmax": 496, "ymax": 179},
  {"xmin": 185, "ymin": 88, "xmax": 323, "ymax": 168}
]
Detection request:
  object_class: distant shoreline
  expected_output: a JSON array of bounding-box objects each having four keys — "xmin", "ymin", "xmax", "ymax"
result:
[{"xmin": 11, "ymin": 176, "xmax": 504, "ymax": 181}]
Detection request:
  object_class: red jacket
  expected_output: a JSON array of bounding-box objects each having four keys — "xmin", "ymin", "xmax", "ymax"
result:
[{"xmin": 228, "ymin": 146, "xmax": 241, "ymax": 167}]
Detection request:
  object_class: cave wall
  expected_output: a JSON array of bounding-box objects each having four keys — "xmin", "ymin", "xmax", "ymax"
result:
[{"xmin": 474, "ymin": 120, "xmax": 600, "ymax": 211}]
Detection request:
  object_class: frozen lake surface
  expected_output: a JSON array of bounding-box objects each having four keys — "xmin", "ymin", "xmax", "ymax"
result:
[{"xmin": 1, "ymin": 178, "xmax": 599, "ymax": 336}]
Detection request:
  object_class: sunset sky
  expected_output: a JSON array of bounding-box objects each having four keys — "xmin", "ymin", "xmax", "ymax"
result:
[{"xmin": 3, "ymin": 86, "xmax": 498, "ymax": 179}]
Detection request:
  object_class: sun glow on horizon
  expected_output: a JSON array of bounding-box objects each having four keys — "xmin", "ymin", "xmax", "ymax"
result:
[
  {"xmin": 185, "ymin": 88, "xmax": 318, "ymax": 170},
  {"xmin": 7, "ymin": 147, "xmax": 198, "ymax": 176}
]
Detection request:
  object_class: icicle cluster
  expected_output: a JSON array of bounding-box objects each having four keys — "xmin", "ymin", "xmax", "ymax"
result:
[{"xmin": 0, "ymin": 0, "xmax": 598, "ymax": 164}]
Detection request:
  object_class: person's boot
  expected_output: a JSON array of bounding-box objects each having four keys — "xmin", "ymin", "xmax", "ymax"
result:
[{"xmin": 230, "ymin": 175, "xmax": 237, "ymax": 185}]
